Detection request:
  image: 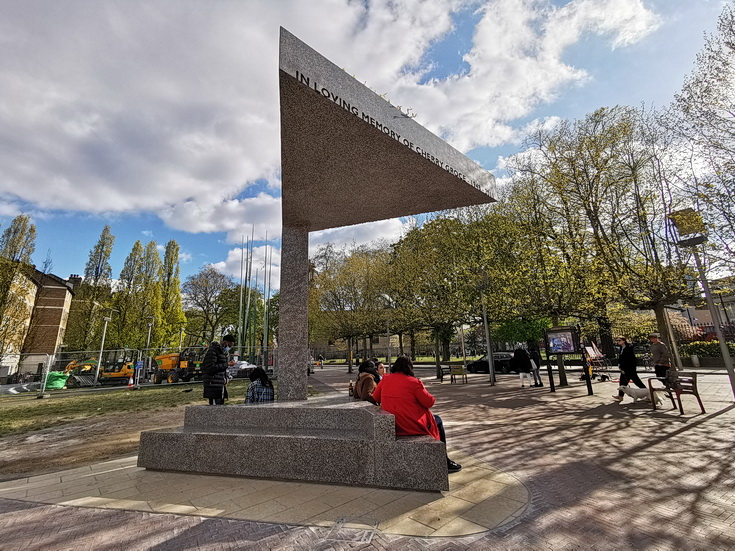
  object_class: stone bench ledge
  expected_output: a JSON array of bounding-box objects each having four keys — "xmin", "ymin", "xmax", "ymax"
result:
[{"xmin": 139, "ymin": 403, "xmax": 449, "ymax": 491}]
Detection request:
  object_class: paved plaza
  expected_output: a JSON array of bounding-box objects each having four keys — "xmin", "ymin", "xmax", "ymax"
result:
[{"xmin": 1, "ymin": 365, "xmax": 734, "ymax": 550}]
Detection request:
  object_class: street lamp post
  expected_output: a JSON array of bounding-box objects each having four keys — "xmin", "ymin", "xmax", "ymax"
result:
[
  {"xmin": 94, "ymin": 316, "xmax": 112, "ymax": 386},
  {"xmin": 670, "ymin": 209, "xmax": 735, "ymax": 400},
  {"xmin": 481, "ymin": 293, "xmax": 496, "ymax": 385},
  {"xmin": 713, "ymin": 287, "xmax": 732, "ymax": 326},
  {"xmin": 690, "ymin": 247, "xmax": 735, "ymax": 396},
  {"xmin": 138, "ymin": 318, "xmax": 154, "ymax": 388}
]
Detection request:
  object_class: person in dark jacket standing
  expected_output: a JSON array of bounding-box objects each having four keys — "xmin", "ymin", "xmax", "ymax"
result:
[
  {"xmin": 528, "ymin": 344, "xmax": 543, "ymax": 387},
  {"xmin": 202, "ymin": 335, "xmax": 235, "ymax": 405},
  {"xmin": 511, "ymin": 348, "xmax": 533, "ymax": 388},
  {"xmin": 612, "ymin": 336, "xmax": 645, "ymax": 402}
]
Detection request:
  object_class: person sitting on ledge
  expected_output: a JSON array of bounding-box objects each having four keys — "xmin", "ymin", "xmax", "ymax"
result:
[
  {"xmin": 354, "ymin": 359, "xmax": 380, "ymax": 404},
  {"xmin": 244, "ymin": 367, "xmax": 275, "ymax": 403},
  {"xmin": 371, "ymin": 357, "xmax": 387, "ymax": 380},
  {"xmin": 371, "ymin": 354, "xmax": 462, "ymax": 473}
]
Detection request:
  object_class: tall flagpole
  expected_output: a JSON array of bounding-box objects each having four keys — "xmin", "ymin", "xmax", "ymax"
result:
[
  {"xmin": 243, "ymin": 225, "xmax": 255, "ymax": 360},
  {"xmin": 237, "ymin": 235, "xmax": 245, "ymax": 352},
  {"xmin": 251, "ymin": 268, "xmax": 259, "ymax": 362},
  {"xmin": 261, "ymin": 241, "xmax": 267, "ymax": 370},
  {"xmin": 263, "ymin": 243, "xmax": 274, "ymax": 370}
]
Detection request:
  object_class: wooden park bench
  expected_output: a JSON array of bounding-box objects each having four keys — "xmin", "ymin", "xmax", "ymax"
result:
[
  {"xmin": 438, "ymin": 365, "xmax": 468, "ymax": 383},
  {"xmin": 449, "ymin": 364, "xmax": 468, "ymax": 384},
  {"xmin": 648, "ymin": 370, "xmax": 705, "ymax": 415}
]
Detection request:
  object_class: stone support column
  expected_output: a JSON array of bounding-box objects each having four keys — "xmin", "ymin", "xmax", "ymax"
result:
[{"xmin": 277, "ymin": 224, "xmax": 309, "ymax": 401}]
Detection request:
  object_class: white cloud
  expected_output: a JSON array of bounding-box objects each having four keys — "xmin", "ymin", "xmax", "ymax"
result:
[
  {"xmin": 0, "ymin": 0, "xmax": 662, "ymax": 260},
  {"xmin": 0, "ymin": 202, "xmax": 21, "ymax": 218},
  {"xmin": 211, "ymin": 244, "xmax": 281, "ymax": 292},
  {"xmin": 393, "ymin": 0, "xmax": 660, "ymax": 150},
  {"xmin": 310, "ymin": 218, "xmax": 411, "ymax": 254},
  {"xmin": 160, "ymin": 192, "xmax": 282, "ymax": 244}
]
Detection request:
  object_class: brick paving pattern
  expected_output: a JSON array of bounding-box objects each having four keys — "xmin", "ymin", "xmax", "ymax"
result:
[{"xmin": 1, "ymin": 366, "xmax": 734, "ymax": 550}]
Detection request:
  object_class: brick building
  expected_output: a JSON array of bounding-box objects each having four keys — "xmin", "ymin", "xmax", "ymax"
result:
[{"xmin": 0, "ymin": 268, "xmax": 74, "ymax": 381}]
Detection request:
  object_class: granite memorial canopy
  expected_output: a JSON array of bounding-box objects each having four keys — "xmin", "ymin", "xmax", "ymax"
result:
[{"xmin": 279, "ymin": 27, "xmax": 496, "ymax": 231}]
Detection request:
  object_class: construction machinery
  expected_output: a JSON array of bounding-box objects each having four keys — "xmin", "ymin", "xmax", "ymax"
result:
[
  {"xmin": 152, "ymin": 347, "xmax": 207, "ymax": 384},
  {"xmin": 63, "ymin": 350, "xmax": 138, "ymax": 387},
  {"xmin": 63, "ymin": 358, "xmax": 97, "ymax": 388}
]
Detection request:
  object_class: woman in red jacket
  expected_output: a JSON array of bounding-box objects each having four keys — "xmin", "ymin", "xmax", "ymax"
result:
[{"xmin": 372, "ymin": 355, "xmax": 462, "ymax": 473}]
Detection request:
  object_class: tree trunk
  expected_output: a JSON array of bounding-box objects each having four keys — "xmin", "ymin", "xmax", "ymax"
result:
[
  {"xmin": 368, "ymin": 334, "xmax": 374, "ymax": 357},
  {"xmin": 653, "ymin": 303, "xmax": 683, "ymax": 368},
  {"xmin": 347, "ymin": 336, "xmax": 353, "ymax": 373},
  {"xmin": 442, "ymin": 337, "xmax": 450, "ymax": 362},
  {"xmin": 653, "ymin": 304, "xmax": 668, "ymax": 342},
  {"xmin": 398, "ymin": 331, "xmax": 404, "ymax": 356},
  {"xmin": 409, "ymin": 330, "xmax": 416, "ymax": 360},
  {"xmin": 435, "ymin": 332, "xmax": 442, "ymax": 379},
  {"xmin": 597, "ymin": 315, "xmax": 615, "ymax": 358},
  {"xmin": 557, "ymin": 355, "xmax": 568, "ymax": 386},
  {"xmin": 551, "ymin": 316, "xmax": 569, "ymax": 386}
]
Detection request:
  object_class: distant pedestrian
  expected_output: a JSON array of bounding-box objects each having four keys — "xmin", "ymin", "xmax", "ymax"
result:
[
  {"xmin": 244, "ymin": 367, "xmax": 274, "ymax": 403},
  {"xmin": 511, "ymin": 348, "xmax": 533, "ymax": 388},
  {"xmin": 612, "ymin": 336, "xmax": 646, "ymax": 402},
  {"xmin": 202, "ymin": 335, "xmax": 236, "ymax": 405},
  {"xmin": 649, "ymin": 333, "xmax": 673, "ymax": 378},
  {"xmin": 528, "ymin": 345, "xmax": 543, "ymax": 387}
]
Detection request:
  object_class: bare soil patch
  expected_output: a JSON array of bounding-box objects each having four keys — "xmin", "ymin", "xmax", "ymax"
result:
[{"xmin": 0, "ymin": 405, "xmax": 187, "ymax": 481}]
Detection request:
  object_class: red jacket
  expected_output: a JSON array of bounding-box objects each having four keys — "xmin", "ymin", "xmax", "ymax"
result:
[{"xmin": 371, "ymin": 373, "xmax": 440, "ymax": 440}]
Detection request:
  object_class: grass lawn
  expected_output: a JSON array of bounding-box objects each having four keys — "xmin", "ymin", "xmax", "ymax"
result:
[{"xmin": 0, "ymin": 379, "xmax": 319, "ymax": 438}]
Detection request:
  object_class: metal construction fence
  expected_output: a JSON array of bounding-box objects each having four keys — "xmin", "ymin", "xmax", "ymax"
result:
[{"xmin": 0, "ymin": 353, "xmax": 52, "ymax": 385}]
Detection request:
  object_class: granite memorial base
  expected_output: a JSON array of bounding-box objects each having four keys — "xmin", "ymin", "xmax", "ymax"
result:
[{"xmin": 137, "ymin": 399, "xmax": 449, "ymax": 492}]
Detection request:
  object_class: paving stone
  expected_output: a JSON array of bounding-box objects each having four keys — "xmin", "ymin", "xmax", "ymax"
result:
[{"xmin": 1, "ymin": 368, "xmax": 734, "ymax": 549}]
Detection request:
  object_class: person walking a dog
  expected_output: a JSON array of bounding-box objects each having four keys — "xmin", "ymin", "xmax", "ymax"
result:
[{"xmin": 612, "ymin": 336, "xmax": 646, "ymax": 402}]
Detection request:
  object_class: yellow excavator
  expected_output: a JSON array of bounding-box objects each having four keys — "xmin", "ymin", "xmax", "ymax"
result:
[
  {"xmin": 152, "ymin": 348, "xmax": 207, "ymax": 384},
  {"xmin": 64, "ymin": 357, "xmax": 135, "ymax": 387}
]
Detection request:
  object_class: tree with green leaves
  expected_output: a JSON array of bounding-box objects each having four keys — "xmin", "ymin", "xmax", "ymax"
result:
[
  {"xmin": 0, "ymin": 214, "xmax": 37, "ymax": 360},
  {"xmin": 390, "ymin": 217, "xmax": 474, "ymax": 375},
  {"xmin": 137, "ymin": 241, "xmax": 164, "ymax": 349},
  {"xmin": 513, "ymin": 106, "xmax": 695, "ymax": 341},
  {"xmin": 64, "ymin": 226, "xmax": 115, "ymax": 351},
  {"xmin": 310, "ymin": 244, "xmax": 371, "ymax": 371},
  {"xmin": 159, "ymin": 240, "xmax": 187, "ymax": 348},
  {"xmin": 109, "ymin": 241, "xmax": 145, "ymax": 349},
  {"xmin": 105, "ymin": 240, "xmax": 165, "ymax": 351},
  {"xmin": 674, "ymin": 1, "xmax": 735, "ymax": 269},
  {"xmin": 182, "ymin": 266, "xmax": 234, "ymax": 345}
]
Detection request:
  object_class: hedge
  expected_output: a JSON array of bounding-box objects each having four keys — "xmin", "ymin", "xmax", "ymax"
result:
[{"xmin": 678, "ymin": 340, "xmax": 735, "ymax": 358}]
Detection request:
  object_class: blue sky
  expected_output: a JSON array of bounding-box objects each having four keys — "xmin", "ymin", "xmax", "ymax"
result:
[{"xmin": 0, "ymin": 0, "xmax": 726, "ymax": 289}]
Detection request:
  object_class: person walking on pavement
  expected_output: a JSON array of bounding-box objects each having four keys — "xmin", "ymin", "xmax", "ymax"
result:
[
  {"xmin": 528, "ymin": 344, "xmax": 543, "ymax": 387},
  {"xmin": 612, "ymin": 336, "xmax": 646, "ymax": 402},
  {"xmin": 511, "ymin": 348, "xmax": 533, "ymax": 388},
  {"xmin": 202, "ymin": 335, "xmax": 236, "ymax": 405},
  {"xmin": 649, "ymin": 332, "xmax": 673, "ymax": 378}
]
